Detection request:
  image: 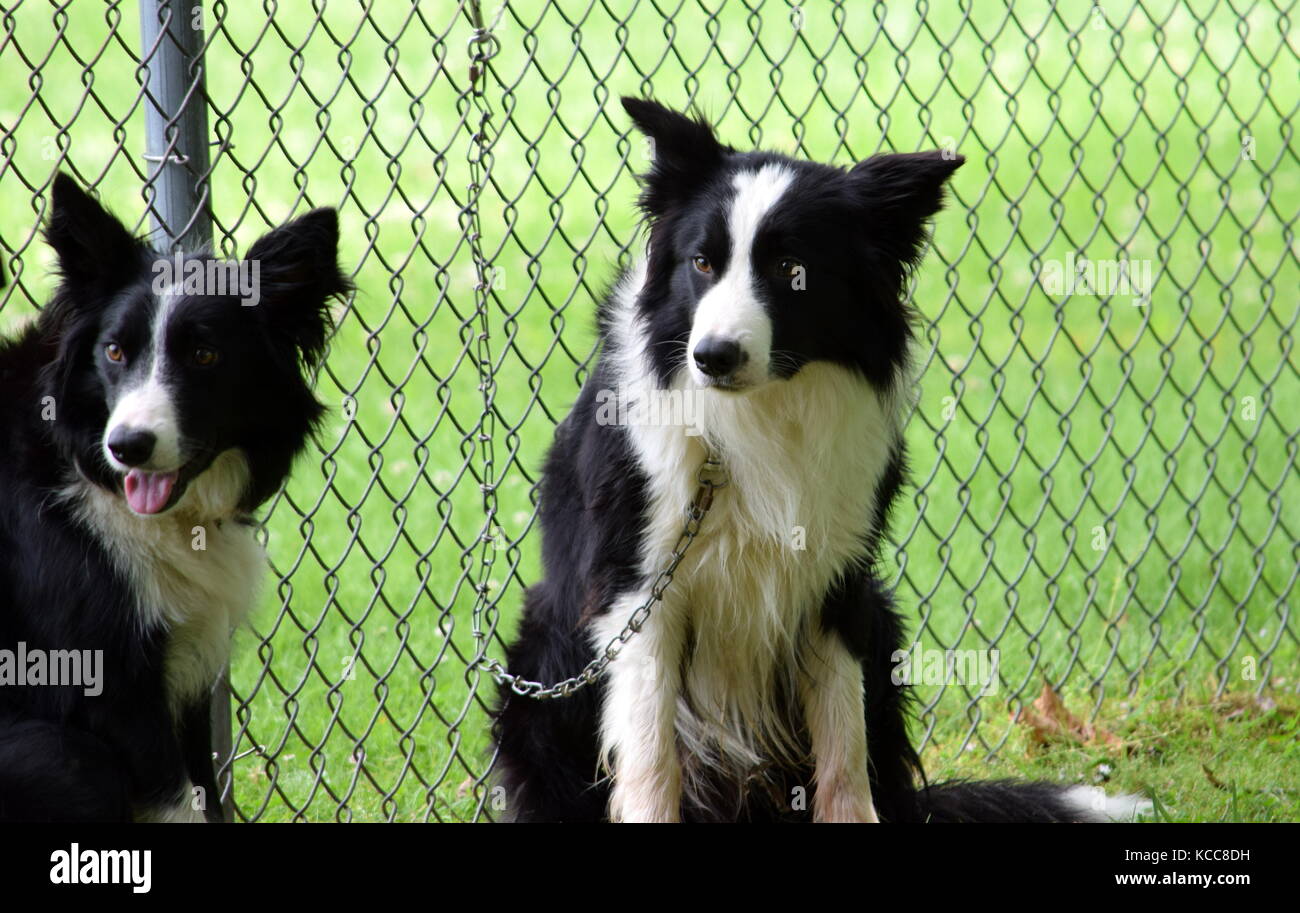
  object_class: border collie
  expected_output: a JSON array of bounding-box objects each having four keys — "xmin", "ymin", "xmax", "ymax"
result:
[
  {"xmin": 492, "ymin": 98, "xmax": 1146, "ymax": 822},
  {"xmin": 0, "ymin": 174, "xmax": 348, "ymax": 821}
]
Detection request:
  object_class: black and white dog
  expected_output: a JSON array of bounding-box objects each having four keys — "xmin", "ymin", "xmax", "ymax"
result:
[
  {"xmin": 493, "ymin": 98, "xmax": 1145, "ymax": 822},
  {"xmin": 0, "ymin": 174, "xmax": 348, "ymax": 821}
]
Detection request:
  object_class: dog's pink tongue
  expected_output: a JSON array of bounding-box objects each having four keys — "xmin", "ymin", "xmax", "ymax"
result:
[{"xmin": 123, "ymin": 469, "xmax": 177, "ymax": 515}]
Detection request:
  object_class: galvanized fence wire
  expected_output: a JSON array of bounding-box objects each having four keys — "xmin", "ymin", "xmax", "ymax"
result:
[{"xmin": 0, "ymin": 1, "xmax": 1295, "ymax": 821}]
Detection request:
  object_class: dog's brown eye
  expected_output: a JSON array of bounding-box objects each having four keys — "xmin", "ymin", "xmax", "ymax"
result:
[
  {"xmin": 777, "ymin": 258, "xmax": 803, "ymax": 278},
  {"xmin": 192, "ymin": 347, "xmax": 219, "ymax": 367},
  {"xmin": 692, "ymin": 255, "xmax": 712, "ymax": 274},
  {"xmin": 105, "ymin": 343, "xmax": 125, "ymax": 364}
]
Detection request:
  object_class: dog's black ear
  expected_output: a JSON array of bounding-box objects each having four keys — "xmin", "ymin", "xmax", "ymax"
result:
[
  {"xmin": 44, "ymin": 172, "xmax": 145, "ymax": 292},
  {"xmin": 621, "ymin": 96, "xmax": 728, "ymax": 216},
  {"xmin": 244, "ymin": 208, "xmax": 350, "ymax": 367},
  {"xmin": 850, "ymin": 151, "xmax": 964, "ymax": 265}
]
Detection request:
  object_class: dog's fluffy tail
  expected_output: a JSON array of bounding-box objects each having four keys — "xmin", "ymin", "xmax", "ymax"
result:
[{"xmin": 913, "ymin": 780, "xmax": 1151, "ymax": 823}]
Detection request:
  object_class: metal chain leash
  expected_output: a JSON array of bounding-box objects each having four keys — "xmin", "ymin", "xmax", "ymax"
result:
[
  {"xmin": 479, "ymin": 452, "xmax": 728, "ymax": 700},
  {"xmin": 464, "ymin": 0, "xmax": 507, "ymax": 698},
  {"xmin": 462, "ymin": 0, "xmax": 727, "ymax": 701}
]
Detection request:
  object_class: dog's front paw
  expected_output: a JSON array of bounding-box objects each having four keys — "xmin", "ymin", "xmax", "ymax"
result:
[
  {"xmin": 814, "ymin": 781, "xmax": 879, "ymax": 823},
  {"xmin": 609, "ymin": 802, "xmax": 680, "ymax": 823},
  {"xmin": 608, "ymin": 770, "xmax": 681, "ymax": 823}
]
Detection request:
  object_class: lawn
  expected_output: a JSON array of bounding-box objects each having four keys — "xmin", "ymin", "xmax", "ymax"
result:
[{"xmin": 0, "ymin": 0, "xmax": 1294, "ymax": 822}]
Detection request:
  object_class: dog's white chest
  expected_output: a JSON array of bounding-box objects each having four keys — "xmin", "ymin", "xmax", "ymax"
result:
[
  {"xmin": 132, "ymin": 514, "xmax": 261, "ymax": 708},
  {"xmin": 615, "ymin": 362, "xmax": 901, "ymax": 766},
  {"xmin": 68, "ymin": 460, "xmax": 264, "ymax": 711}
]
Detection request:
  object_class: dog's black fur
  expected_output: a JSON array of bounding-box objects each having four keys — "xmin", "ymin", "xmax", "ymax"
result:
[
  {"xmin": 492, "ymin": 98, "xmax": 1123, "ymax": 823},
  {"xmin": 0, "ymin": 174, "xmax": 347, "ymax": 821}
]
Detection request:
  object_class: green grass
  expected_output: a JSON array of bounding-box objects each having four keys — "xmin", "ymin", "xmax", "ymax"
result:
[
  {"xmin": 933, "ymin": 688, "xmax": 1300, "ymax": 823},
  {"xmin": 0, "ymin": 1, "xmax": 1295, "ymax": 822}
]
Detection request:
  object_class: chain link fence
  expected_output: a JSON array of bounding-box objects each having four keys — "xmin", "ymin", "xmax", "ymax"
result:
[{"xmin": 0, "ymin": 1, "xmax": 1294, "ymax": 822}]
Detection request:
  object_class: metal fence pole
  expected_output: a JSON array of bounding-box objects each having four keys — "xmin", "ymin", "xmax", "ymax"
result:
[{"xmin": 138, "ymin": 0, "xmax": 228, "ymax": 821}]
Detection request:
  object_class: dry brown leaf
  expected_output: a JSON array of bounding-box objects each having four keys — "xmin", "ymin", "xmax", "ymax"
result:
[{"xmin": 1014, "ymin": 680, "xmax": 1126, "ymax": 751}]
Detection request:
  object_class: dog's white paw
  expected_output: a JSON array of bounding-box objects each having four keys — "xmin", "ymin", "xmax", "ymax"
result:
[
  {"xmin": 608, "ymin": 789, "xmax": 680, "ymax": 823},
  {"xmin": 608, "ymin": 768, "xmax": 682, "ymax": 823},
  {"xmin": 814, "ymin": 782, "xmax": 879, "ymax": 823}
]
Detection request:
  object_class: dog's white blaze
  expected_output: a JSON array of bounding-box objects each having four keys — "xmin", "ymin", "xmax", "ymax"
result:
[
  {"xmin": 686, "ymin": 166, "xmax": 793, "ymax": 387},
  {"xmin": 597, "ymin": 261, "xmax": 907, "ymax": 819},
  {"xmin": 66, "ymin": 449, "xmax": 261, "ymax": 715},
  {"xmin": 103, "ymin": 288, "xmax": 183, "ymax": 471},
  {"xmin": 104, "ymin": 379, "xmax": 182, "ymax": 470}
]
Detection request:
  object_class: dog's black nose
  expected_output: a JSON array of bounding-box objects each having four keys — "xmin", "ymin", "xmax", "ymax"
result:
[
  {"xmin": 106, "ymin": 428, "xmax": 156, "ymax": 467},
  {"xmin": 693, "ymin": 337, "xmax": 744, "ymax": 378}
]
